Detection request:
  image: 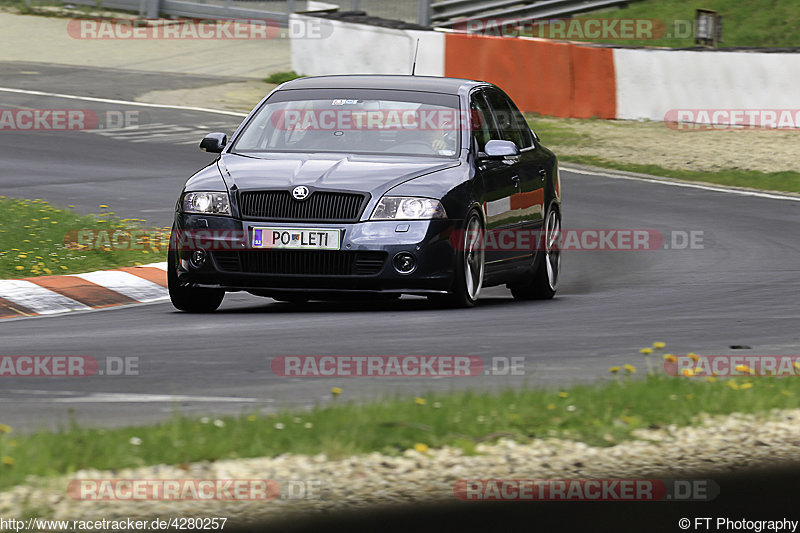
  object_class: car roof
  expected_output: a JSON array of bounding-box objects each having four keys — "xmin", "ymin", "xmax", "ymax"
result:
[{"xmin": 277, "ymin": 75, "xmax": 485, "ymax": 94}]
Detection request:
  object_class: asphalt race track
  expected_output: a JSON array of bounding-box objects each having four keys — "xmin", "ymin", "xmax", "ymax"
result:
[{"xmin": 1, "ymin": 66, "xmax": 799, "ymax": 431}]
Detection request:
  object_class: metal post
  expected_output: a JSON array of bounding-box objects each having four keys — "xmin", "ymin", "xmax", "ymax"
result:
[
  {"xmin": 145, "ymin": 0, "xmax": 159, "ymax": 18},
  {"xmin": 417, "ymin": 0, "xmax": 431, "ymax": 27}
]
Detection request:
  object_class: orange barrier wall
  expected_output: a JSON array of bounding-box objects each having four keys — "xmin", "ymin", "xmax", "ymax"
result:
[{"xmin": 444, "ymin": 33, "xmax": 616, "ymax": 119}]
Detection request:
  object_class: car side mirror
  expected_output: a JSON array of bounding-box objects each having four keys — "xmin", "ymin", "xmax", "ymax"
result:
[
  {"xmin": 200, "ymin": 132, "xmax": 227, "ymax": 153},
  {"xmin": 484, "ymin": 139, "xmax": 520, "ymax": 159}
]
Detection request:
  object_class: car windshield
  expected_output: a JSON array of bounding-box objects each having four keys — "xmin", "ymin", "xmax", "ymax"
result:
[{"xmin": 232, "ymin": 88, "xmax": 461, "ymax": 158}]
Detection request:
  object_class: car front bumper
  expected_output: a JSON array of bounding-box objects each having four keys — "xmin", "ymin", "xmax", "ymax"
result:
[{"xmin": 172, "ymin": 214, "xmax": 461, "ymax": 294}]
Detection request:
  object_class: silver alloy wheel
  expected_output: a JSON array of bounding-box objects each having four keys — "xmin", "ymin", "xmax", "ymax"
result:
[
  {"xmin": 464, "ymin": 214, "xmax": 485, "ymax": 301},
  {"xmin": 544, "ymin": 209, "xmax": 561, "ymax": 291}
]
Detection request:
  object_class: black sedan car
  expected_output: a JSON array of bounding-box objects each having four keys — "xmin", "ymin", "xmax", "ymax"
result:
[{"xmin": 168, "ymin": 75, "xmax": 560, "ymax": 312}]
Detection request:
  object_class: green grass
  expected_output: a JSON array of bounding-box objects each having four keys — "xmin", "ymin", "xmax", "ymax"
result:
[
  {"xmin": 558, "ymin": 156, "xmax": 800, "ymax": 194},
  {"xmin": 0, "ymin": 0, "xmax": 133, "ymax": 17},
  {"xmin": 570, "ymin": 0, "xmax": 800, "ymax": 47},
  {"xmin": 0, "ymin": 197, "xmax": 168, "ymax": 279},
  {"xmin": 529, "ymin": 117, "xmax": 800, "ymax": 194},
  {"xmin": 264, "ymin": 71, "xmax": 304, "ymax": 85},
  {"xmin": 3, "ymin": 368, "xmax": 800, "ymax": 492}
]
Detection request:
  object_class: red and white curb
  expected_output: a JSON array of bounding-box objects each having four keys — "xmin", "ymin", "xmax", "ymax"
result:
[{"xmin": 0, "ymin": 262, "xmax": 168, "ymax": 319}]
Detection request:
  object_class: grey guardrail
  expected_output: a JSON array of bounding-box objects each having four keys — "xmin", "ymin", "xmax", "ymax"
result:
[
  {"xmin": 432, "ymin": 0, "xmax": 643, "ymax": 25},
  {"xmin": 68, "ymin": 0, "xmax": 291, "ymax": 23}
]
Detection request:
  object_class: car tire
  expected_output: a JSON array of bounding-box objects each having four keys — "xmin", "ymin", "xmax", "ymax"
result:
[
  {"xmin": 430, "ymin": 209, "xmax": 484, "ymax": 308},
  {"xmin": 168, "ymin": 250, "xmax": 225, "ymax": 313},
  {"xmin": 510, "ymin": 206, "xmax": 560, "ymax": 301}
]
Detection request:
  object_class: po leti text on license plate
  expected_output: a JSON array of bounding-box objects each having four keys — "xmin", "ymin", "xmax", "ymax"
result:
[{"xmin": 252, "ymin": 228, "xmax": 340, "ymax": 250}]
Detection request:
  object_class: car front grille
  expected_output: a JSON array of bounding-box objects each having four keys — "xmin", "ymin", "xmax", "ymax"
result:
[
  {"xmin": 239, "ymin": 190, "xmax": 367, "ymax": 221},
  {"xmin": 212, "ymin": 251, "xmax": 386, "ymax": 276}
]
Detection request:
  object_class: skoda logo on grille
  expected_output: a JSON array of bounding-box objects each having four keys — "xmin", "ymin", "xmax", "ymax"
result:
[{"xmin": 292, "ymin": 186, "xmax": 310, "ymax": 201}]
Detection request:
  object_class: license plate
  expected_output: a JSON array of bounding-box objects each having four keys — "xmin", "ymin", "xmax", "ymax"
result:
[{"xmin": 252, "ymin": 227, "xmax": 341, "ymax": 250}]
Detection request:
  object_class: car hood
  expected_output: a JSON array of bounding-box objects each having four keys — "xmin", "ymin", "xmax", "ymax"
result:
[{"xmin": 217, "ymin": 153, "xmax": 460, "ymax": 197}]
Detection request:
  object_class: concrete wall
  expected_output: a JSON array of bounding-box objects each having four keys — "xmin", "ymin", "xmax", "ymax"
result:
[
  {"xmin": 614, "ymin": 48, "xmax": 800, "ymax": 122},
  {"xmin": 291, "ymin": 14, "xmax": 445, "ymax": 77},
  {"xmin": 291, "ymin": 14, "xmax": 800, "ymax": 124}
]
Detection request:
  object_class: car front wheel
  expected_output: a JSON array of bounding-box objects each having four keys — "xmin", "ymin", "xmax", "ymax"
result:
[
  {"xmin": 430, "ymin": 210, "xmax": 484, "ymax": 308},
  {"xmin": 168, "ymin": 250, "xmax": 225, "ymax": 313}
]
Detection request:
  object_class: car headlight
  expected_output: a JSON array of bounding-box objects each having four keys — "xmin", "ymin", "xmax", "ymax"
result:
[
  {"xmin": 371, "ymin": 196, "xmax": 447, "ymax": 220},
  {"xmin": 182, "ymin": 192, "xmax": 231, "ymax": 216}
]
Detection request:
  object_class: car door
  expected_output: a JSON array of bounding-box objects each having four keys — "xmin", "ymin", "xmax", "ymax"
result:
[
  {"xmin": 484, "ymin": 88, "xmax": 548, "ymax": 262},
  {"xmin": 469, "ymin": 89, "xmax": 521, "ymax": 269}
]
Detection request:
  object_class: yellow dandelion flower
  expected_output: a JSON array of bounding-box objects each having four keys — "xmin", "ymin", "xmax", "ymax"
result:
[
  {"xmin": 330, "ymin": 387, "xmax": 342, "ymax": 397},
  {"xmin": 623, "ymin": 364, "xmax": 636, "ymax": 374},
  {"xmin": 14, "ymin": 266, "xmax": 23, "ymax": 271},
  {"xmin": 735, "ymin": 364, "xmax": 753, "ymax": 375},
  {"xmin": 558, "ymin": 391, "xmax": 569, "ymax": 398},
  {"xmin": 608, "ymin": 366, "xmax": 621, "ymax": 374},
  {"xmin": 99, "ymin": 205, "xmax": 109, "ymax": 208},
  {"xmin": 413, "ymin": 443, "xmax": 429, "ymax": 453},
  {"xmin": 740, "ymin": 383, "xmax": 753, "ymax": 390},
  {"xmin": 681, "ymin": 368, "xmax": 695, "ymax": 377},
  {"xmin": 414, "ymin": 397, "xmax": 426, "ymax": 406},
  {"xmin": 652, "ymin": 342, "xmax": 666, "ymax": 349},
  {"xmin": 546, "ymin": 403, "xmax": 556, "ymax": 410},
  {"xmin": 663, "ymin": 354, "xmax": 678, "ymax": 363},
  {"xmin": 246, "ymin": 415, "xmax": 257, "ymax": 422},
  {"xmin": 726, "ymin": 381, "xmax": 740, "ymax": 390},
  {"xmin": 705, "ymin": 376, "xmax": 717, "ymax": 383},
  {"xmin": 639, "ymin": 348, "xmax": 653, "ymax": 355},
  {"xmin": 688, "ymin": 353, "xmax": 700, "ymax": 362},
  {"xmin": 0, "ymin": 424, "xmax": 11, "ymax": 434},
  {"xmin": 1, "ymin": 456, "xmax": 13, "ymax": 466}
]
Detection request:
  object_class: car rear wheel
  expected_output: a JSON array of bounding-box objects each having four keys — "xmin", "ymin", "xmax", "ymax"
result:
[
  {"xmin": 510, "ymin": 206, "xmax": 560, "ymax": 300},
  {"xmin": 168, "ymin": 250, "xmax": 225, "ymax": 313},
  {"xmin": 430, "ymin": 210, "xmax": 484, "ymax": 308}
]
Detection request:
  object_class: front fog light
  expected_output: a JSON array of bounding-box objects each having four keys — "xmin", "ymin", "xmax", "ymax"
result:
[
  {"xmin": 190, "ymin": 250, "xmax": 206, "ymax": 268},
  {"xmin": 393, "ymin": 252, "xmax": 416, "ymax": 274}
]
